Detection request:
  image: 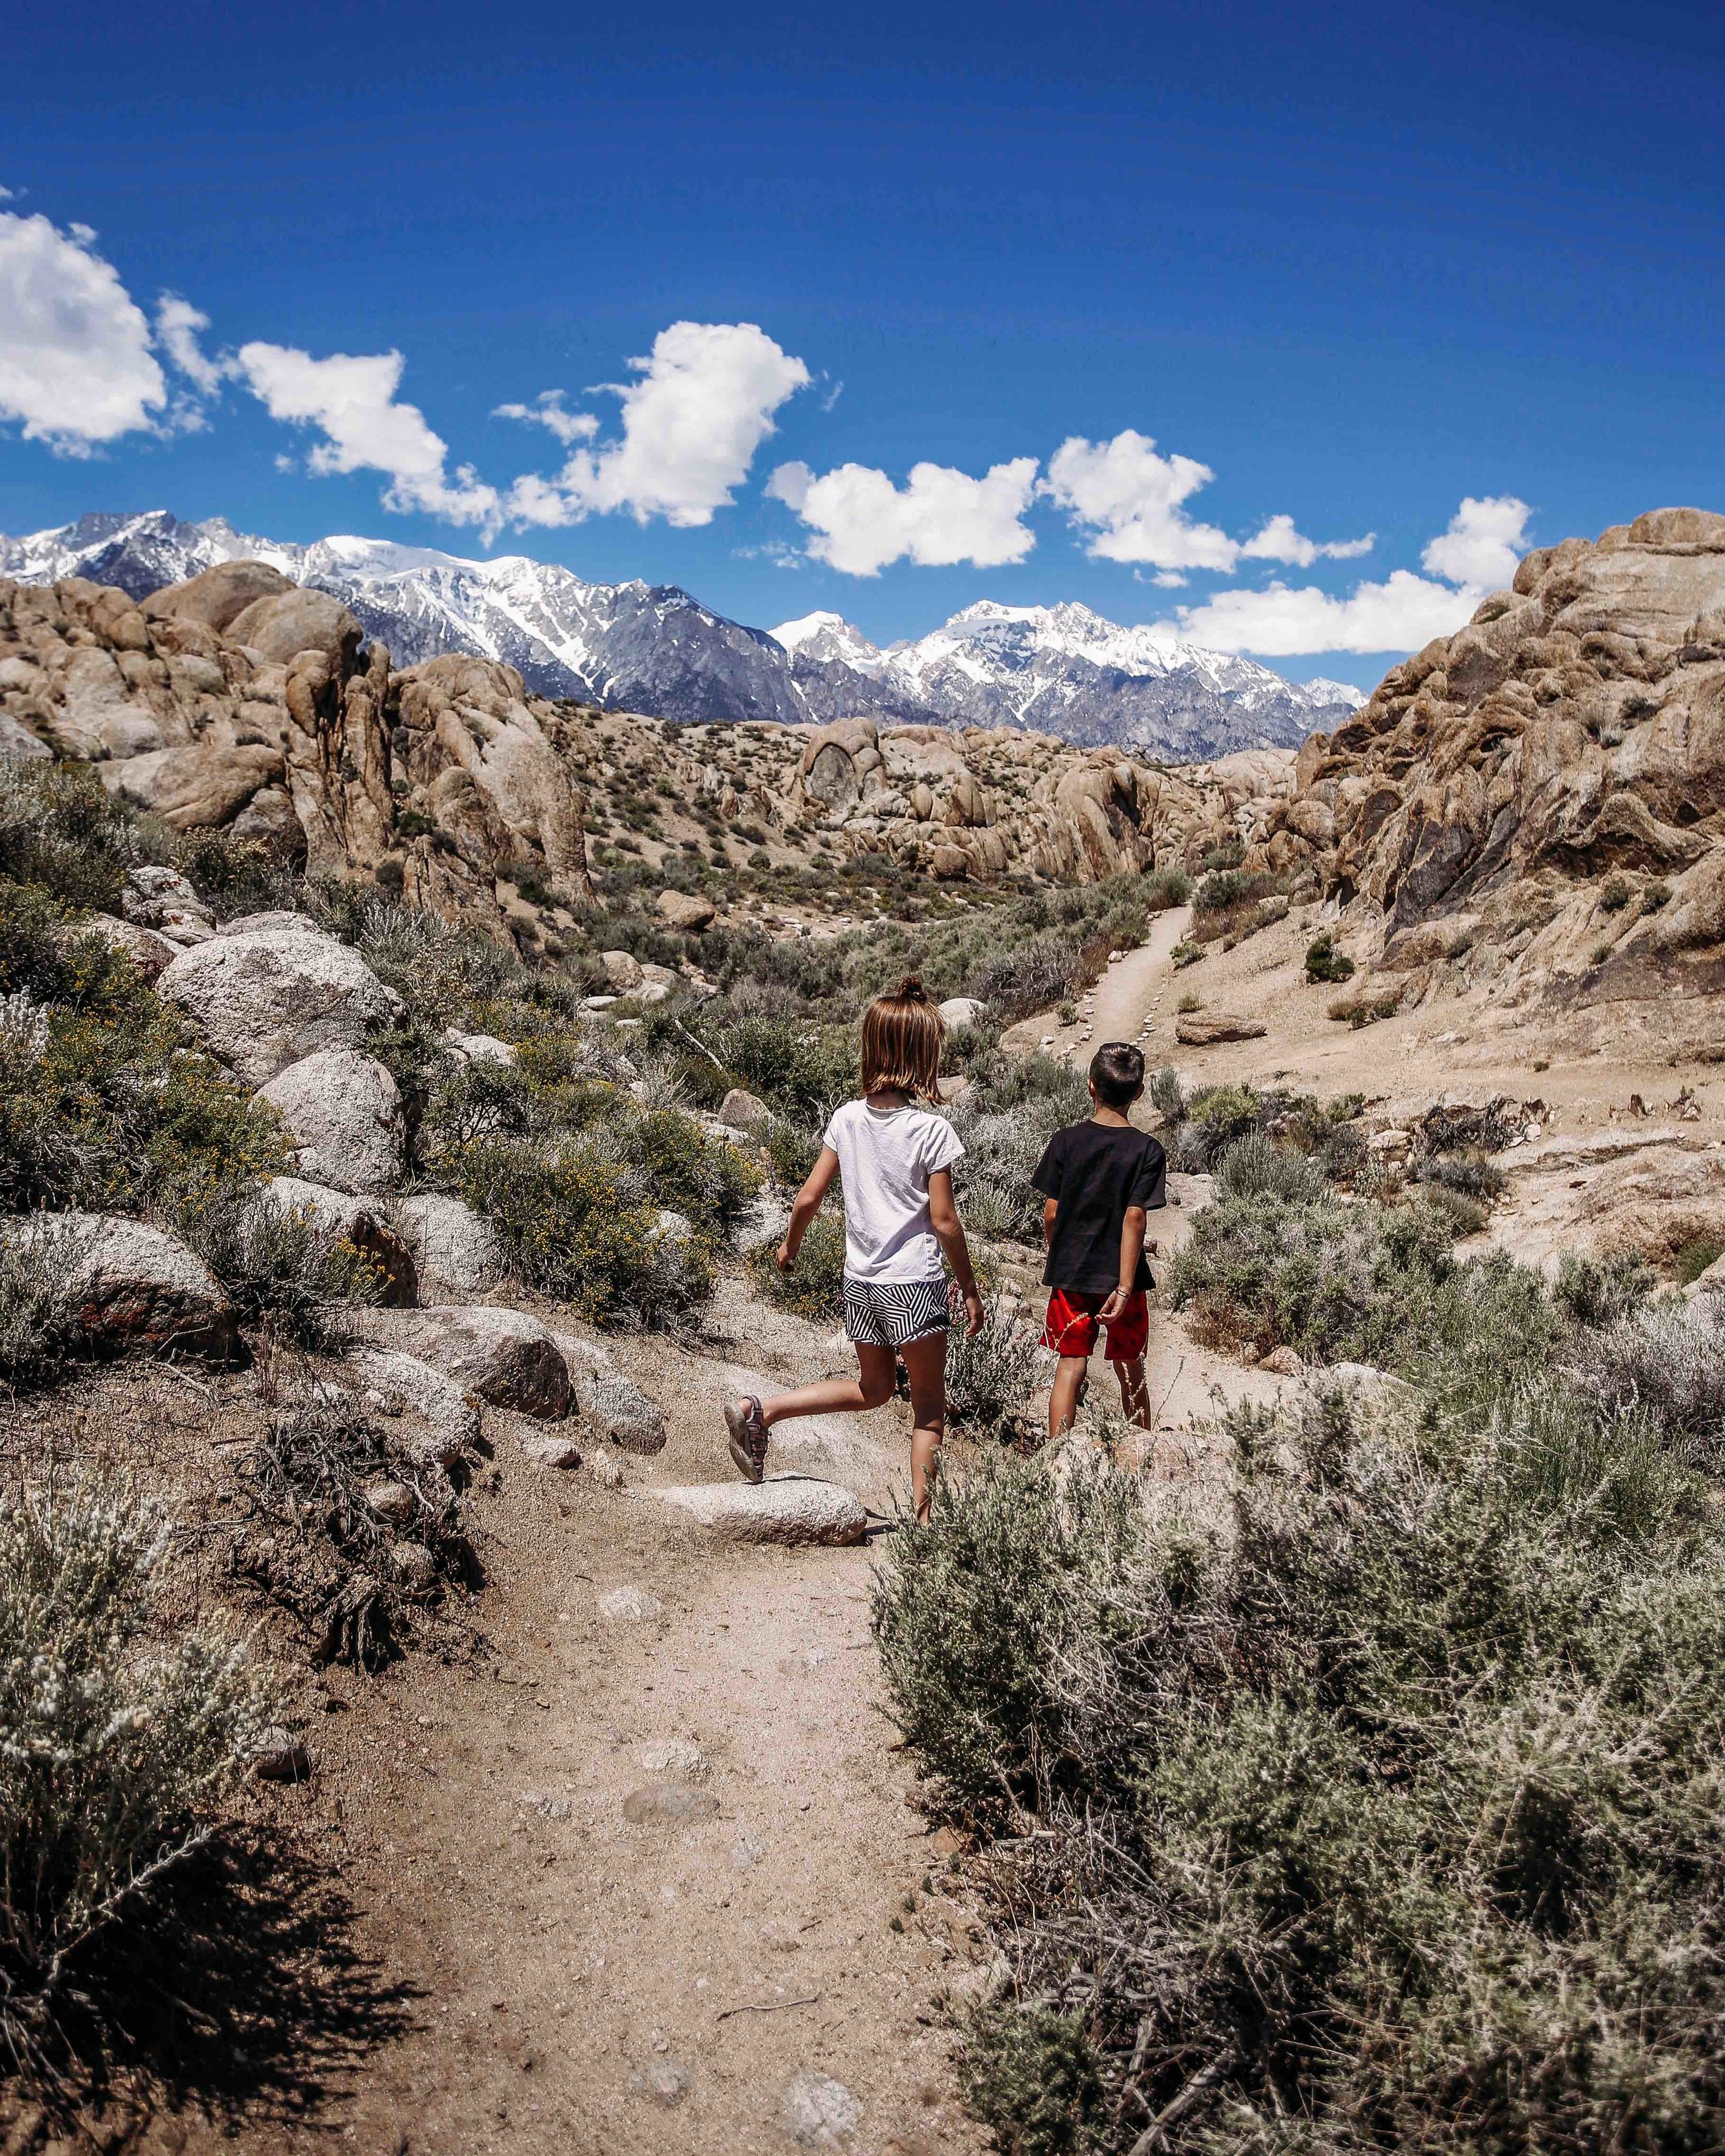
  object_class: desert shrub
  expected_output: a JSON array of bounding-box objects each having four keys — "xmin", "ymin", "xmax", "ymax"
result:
[
  {"xmin": 1572, "ymin": 1300, "xmax": 1725, "ymax": 1467},
  {"xmin": 1167, "ymin": 1182, "xmax": 1459, "ymax": 1361},
  {"xmin": 1165, "ymin": 1082, "xmax": 1263, "ymax": 1171},
  {"xmin": 0, "ymin": 1225, "xmax": 83, "ymax": 1392},
  {"xmin": 1147, "ymin": 1066, "xmax": 1185, "ymax": 1123},
  {"xmin": 967, "ymin": 936, "xmax": 1083, "ymax": 1025},
  {"xmin": 1555, "ymin": 1249, "xmax": 1656, "ymax": 1329},
  {"xmin": 1214, "ymin": 1129, "xmax": 1328, "ymax": 1205},
  {"xmin": 1599, "ymin": 871, "xmax": 1633, "ymax": 912},
  {"xmin": 1141, "ymin": 865, "xmax": 1190, "ymax": 911},
  {"xmin": 0, "ymin": 760, "xmax": 135, "ymax": 914},
  {"xmin": 945, "ymin": 1292, "xmax": 1043, "ymax": 1440},
  {"xmin": 750, "ymin": 1209, "xmax": 847, "ymax": 1320},
  {"xmin": 451, "ymin": 1130, "xmax": 713, "ymax": 1327},
  {"xmin": 1410, "ymin": 1143, "xmax": 1506, "ymax": 1200},
  {"xmin": 949, "ymin": 1054, "xmax": 1089, "ymax": 1243},
  {"xmin": 1197, "ymin": 838, "xmax": 1245, "ymax": 873},
  {"xmin": 1170, "ymin": 940, "xmax": 1201, "ymax": 969},
  {"xmin": 1303, "ymin": 929, "xmax": 1355, "ymax": 983},
  {"xmin": 177, "ymin": 1190, "xmax": 384, "ymax": 1347},
  {"xmin": 765, "ymin": 1114, "xmax": 822, "ymax": 1189},
  {"xmin": 630, "ymin": 1106, "xmax": 761, "ymax": 1236},
  {"xmin": 1675, "ymin": 1231, "xmax": 1725, "ymax": 1286},
  {"xmin": 0, "ymin": 1468, "xmax": 273, "ymax": 2061},
  {"xmin": 233, "ymin": 1385, "xmax": 476, "ymax": 1666},
  {"xmin": 163, "ymin": 825, "xmax": 290, "ymax": 919},
  {"xmin": 877, "ymin": 1358, "xmax": 1725, "ymax": 2155}
]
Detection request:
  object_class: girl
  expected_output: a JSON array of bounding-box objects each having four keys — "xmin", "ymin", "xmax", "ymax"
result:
[{"xmin": 724, "ymin": 977, "xmax": 985, "ymax": 1521}]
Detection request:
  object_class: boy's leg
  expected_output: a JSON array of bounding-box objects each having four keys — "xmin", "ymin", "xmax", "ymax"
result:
[
  {"xmin": 898, "ymin": 1331, "xmax": 949, "ymax": 1522},
  {"xmin": 1114, "ymin": 1356, "xmax": 1152, "ymax": 1431},
  {"xmin": 1049, "ymin": 1355, "xmax": 1090, "ymax": 1443}
]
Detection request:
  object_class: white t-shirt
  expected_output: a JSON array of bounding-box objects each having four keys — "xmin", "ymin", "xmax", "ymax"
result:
[{"xmin": 822, "ymin": 1097, "xmax": 966, "ymax": 1283}]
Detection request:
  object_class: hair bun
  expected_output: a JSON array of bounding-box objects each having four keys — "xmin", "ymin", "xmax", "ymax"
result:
[{"xmin": 896, "ymin": 975, "xmax": 930, "ymax": 1002}]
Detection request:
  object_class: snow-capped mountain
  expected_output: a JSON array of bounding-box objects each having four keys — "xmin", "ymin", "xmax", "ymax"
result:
[
  {"xmin": 1, "ymin": 512, "xmax": 1362, "ymax": 755},
  {"xmin": 771, "ymin": 599, "xmax": 1361, "ymax": 760}
]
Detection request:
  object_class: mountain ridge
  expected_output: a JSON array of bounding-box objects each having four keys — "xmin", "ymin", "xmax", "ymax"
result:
[{"xmin": 1, "ymin": 510, "xmax": 1361, "ymax": 759}]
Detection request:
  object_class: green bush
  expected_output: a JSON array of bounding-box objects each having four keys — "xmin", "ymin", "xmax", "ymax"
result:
[
  {"xmin": 749, "ymin": 1210, "xmax": 847, "ymax": 1321},
  {"xmin": 177, "ymin": 1189, "xmax": 385, "ymax": 1347},
  {"xmin": 945, "ymin": 1293, "xmax": 1043, "ymax": 1439},
  {"xmin": 0, "ymin": 1223, "xmax": 82, "ymax": 1392},
  {"xmin": 0, "ymin": 1469, "xmax": 273, "ymax": 2059},
  {"xmin": 0, "ymin": 761, "xmax": 135, "ymax": 914},
  {"xmin": 1141, "ymin": 865, "xmax": 1190, "ymax": 911},
  {"xmin": 960, "ymin": 2005, "xmax": 1107, "ymax": 2156},
  {"xmin": 1303, "ymin": 929, "xmax": 1356, "ymax": 984}
]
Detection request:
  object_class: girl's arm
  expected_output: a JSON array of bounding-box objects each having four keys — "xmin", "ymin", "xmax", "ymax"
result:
[
  {"xmin": 928, "ymin": 1167, "xmax": 985, "ymax": 1338},
  {"xmin": 778, "ymin": 1147, "xmax": 840, "ymax": 1270}
]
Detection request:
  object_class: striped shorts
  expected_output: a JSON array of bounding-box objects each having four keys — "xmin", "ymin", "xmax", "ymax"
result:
[{"xmin": 842, "ymin": 1273, "xmax": 949, "ymax": 1349}]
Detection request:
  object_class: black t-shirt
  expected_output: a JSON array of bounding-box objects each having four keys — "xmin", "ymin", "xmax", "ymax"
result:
[{"xmin": 1031, "ymin": 1120, "xmax": 1167, "ymax": 1295}]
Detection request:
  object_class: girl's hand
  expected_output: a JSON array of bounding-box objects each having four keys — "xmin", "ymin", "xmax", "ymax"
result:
[
  {"xmin": 774, "ymin": 1241, "xmax": 794, "ymax": 1273},
  {"xmin": 963, "ymin": 1291, "xmax": 986, "ymax": 1339}
]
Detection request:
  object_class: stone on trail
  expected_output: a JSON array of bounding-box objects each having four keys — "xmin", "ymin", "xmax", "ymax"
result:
[
  {"xmin": 155, "ymin": 927, "xmax": 400, "ymax": 1088},
  {"xmin": 638, "ymin": 1739, "xmax": 709, "ymax": 1782},
  {"xmin": 522, "ymin": 1432, "xmax": 582, "ymax": 1470},
  {"xmin": 252, "ymin": 1727, "xmax": 312, "ymax": 1783},
  {"xmin": 1176, "ymin": 1011, "xmax": 1268, "ymax": 1045},
  {"xmin": 257, "ymin": 1047, "xmax": 405, "ymax": 1196},
  {"xmin": 779, "ymin": 2069, "xmax": 862, "ymax": 2148},
  {"xmin": 573, "ymin": 1366, "xmax": 667, "ymax": 1453},
  {"xmin": 342, "ymin": 1305, "xmax": 571, "ymax": 1418},
  {"xmin": 621, "ymin": 1783, "xmax": 720, "ymax": 1826},
  {"xmin": 635, "ymin": 2057, "xmax": 693, "ymax": 2107},
  {"xmin": 599, "ymin": 1585, "xmax": 663, "ymax": 1621},
  {"xmin": 390, "ymin": 1541, "xmax": 437, "ymax": 1592},
  {"xmin": 587, "ymin": 1450, "xmax": 626, "ymax": 1492},
  {"xmin": 344, "ymin": 1343, "xmax": 479, "ymax": 1465},
  {"xmin": 653, "ymin": 1475, "xmax": 867, "ymax": 1547}
]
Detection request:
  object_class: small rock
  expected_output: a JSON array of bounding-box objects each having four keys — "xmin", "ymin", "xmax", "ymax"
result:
[
  {"xmin": 938, "ymin": 996, "xmax": 986, "ymax": 1026},
  {"xmin": 622, "ymin": 1783, "xmax": 720, "ymax": 1826},
  {"xmin": 638, "ymin": 1739, "xmax": 709, "ymax": 1782},
  {"xmin": 252, "ymin": 1726, "xmax": 312, "ymax": 1783},
  {"xmin": 574, "ymin": 1367, "xmax": 667, "ymax": 1454},
  {"xmin": 599, "ymin": 1585, "xmax": 662, "ymax": 1621},
  {"xmin": 364, "ymin": 1479, "xmax": 416, "ymax": 1527},
  {"xmin": 587, "ymin": 1450, "xmax": 626, "ymax": 1492},
  {"xmin": 657, "ymin": 889, "xmax": 718, "ymax": 931},
  {"xmin": 718, "ymin": 1086, "xmax": 769, "ymax": 1131},
  {"xmin": 443, "ymin": 1029, "xmax": 517, "ymax": 1065},
  {"xmin": 780, "ymin": 2069, "xmax": 862, "ymax": 2148},
  {"xmin": 390, "ymin": 1541, "xmax": 437, "ymax": 1592},
  {"xmin": 1261, "ymin": 1346, "xmax": 1305, "ymax": 1376},
  {"xmin": 760, "ymin": 1918, "xmax": 804, "ymax": 1952},
  {"xmin": 731, "ymin": 1827, "xmax": 768, "ymax": 1870},
  {"xmin": 519, "ymin": 1790, "xmax": 574, "ymax": 1821},
  {"xmin": 523, "ymin": 1434, "xmax": 582, "ymax": 1470},
  {"xmin": 1368, "ymin": 1127, "xmax": 1412, "ymax": 1154},
  {"xmin": 79, "ymin": 912, "xmax": 179, "ymax": 982},
  {"xmin": 582, "ymin": 994, "xmax": 618, "ymax": 1011},
  {"xmin": 633, "ymin": 2057, "xmax": 693, "ymax": 2106},
  {"xmin": 344, "ymin": 1345, "xmax": 479, "ymax": 1466},
  {"xmin": 341, "ymin": 1305, "xmax": 571, "ymax": 1418}
]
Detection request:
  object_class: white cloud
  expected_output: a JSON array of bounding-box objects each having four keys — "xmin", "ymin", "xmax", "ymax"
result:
[
  {"xmin": 1168, "ymin": 495, "xmax": 1532, "ymax": 655},
  {"xmin": 1239, "ymin": 512, "xmax": 1375, "ymax": 566},
  {"xmin": 1421, "ymin": 495, "xmax": 1532, "ymax": 589},
  {"xmin": 1042, "ymin": 431, "xmax": 1239, "ymax": 570},
  {"xmin": 500, "ymin": 322, "xmax": 809, "ymax": 528},
  {"xmin": 235, "ymin": 342, "xmax": 502, "ymax": 528},
  {"xmin": 155, "ymin": 295, "xmax": 226, "ymax": 395},
  {"xmin": 0, "ymin": 210, "xmax": 166, "ymax": 453},
  {"xmin": 493, "ymin": 389, "xmax": 598, "ymax": 448},
  {"xmin": 767, "ymin": 456, "xmax": 1039, "ymax": 576}
]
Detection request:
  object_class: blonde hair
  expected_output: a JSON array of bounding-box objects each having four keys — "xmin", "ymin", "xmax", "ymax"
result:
[{"xmin": 859, "ymin": 976, "xmax": 945, "ymax": 1100}]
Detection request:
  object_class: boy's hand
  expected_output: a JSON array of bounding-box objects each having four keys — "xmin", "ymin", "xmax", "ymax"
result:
[
  {"xmin": 963, "ymin": 1291, "xmax": 986, "ymax": 1339},
  {"xmin": 774, "ymin": 1241, "xmax": 794, "ymax": 1272},
  {"xmin": 1097, "ymin": 1285, "xmax": 1129, "ymax": 1323}
]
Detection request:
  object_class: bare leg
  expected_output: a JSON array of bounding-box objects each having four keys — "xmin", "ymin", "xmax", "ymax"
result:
[
  {"xmin": 1114, "ymin": 1356, "xmax": 1152, "ymax": 1431},
  {"xmin": 898, "ymin": 1331, "xmax": 949, "ymax": 1522},
  {"xmin": 1049, "ymin": 1354, "xmax": 1090, "ymax": 1443},
  {"xmin": 742, "ymin": 1343, "xmax": 897, "ymax": 1434}
]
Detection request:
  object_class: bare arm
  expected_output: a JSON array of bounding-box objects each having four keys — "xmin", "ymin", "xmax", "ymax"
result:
[
  {"xmin": 929, "ymin": 1167, "xmax": 985, "ymax": 1338},
  {"xmin": 1042, "ymin": 1196, "xmax": 1058, "ymax": 1247},
  {"xmin": 777, "ymin": 1147, "xmax": 840, "ymax": 1269},
  {"xmin": 1098, "ymin": 1205, "xmax": 1147, "ymax": 1322}
]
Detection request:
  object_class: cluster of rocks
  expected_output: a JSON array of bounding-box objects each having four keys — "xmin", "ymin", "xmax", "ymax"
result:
[{"xmin": 1227, "ymin": 508, "xmax": 1725, "ymax": 1039}]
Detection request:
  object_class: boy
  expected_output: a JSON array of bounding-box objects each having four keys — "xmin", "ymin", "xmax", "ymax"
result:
[{"xmin": 1032, "ymin": 1041, "xmax": 1166, "ymax": 1443}]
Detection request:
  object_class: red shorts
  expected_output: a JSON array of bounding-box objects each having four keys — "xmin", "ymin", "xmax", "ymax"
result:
[{"xmin": 1043, "ymin": 1287, "xmax": 1150, "ymax": 1363}]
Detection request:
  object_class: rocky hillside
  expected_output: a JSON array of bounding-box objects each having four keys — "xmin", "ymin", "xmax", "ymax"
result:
[
  {"xmin": 0, "ymin": 555, "xmax": 1274, "ymax": 936},
  {"xmin": 1206, "ymin": 507, "xmax": 1725, "ymax": 1049},
  {"xmin": 1, "ymin": 511, "xmax": 1358, "ymax": 758}
]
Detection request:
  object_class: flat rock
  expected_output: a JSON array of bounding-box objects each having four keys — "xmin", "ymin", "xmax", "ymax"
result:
[
  {"xmin": 653, "ymin": 1476, "xmax": 867, "ymax": 1547},
  {"xmin": 342, "ymin": 1305, "xmax": 571, "ymax": 1418},
  {"xmin": 443, "ymin": 1029, "xmax": 517, "ymax": 1066},
  {"xmin": 621, "ymin": 1783, "xmax": 720, "ymax": 1826},
  {"xmin": 344, "ymin": 1343, "xmax": 479, "ymax": 1463},
  {"xmin": 257, "ymin": 1048, "xmax": 405, "ymax": 1196},
  {"xmin": 598, "ymin": 1585, "xmax": 662, "ymax": 1621},
  {"xmin": 157, "ymin": 929, "xmax": 399, "ymax": 1089},
  {"xmin": 638, "ymin": 1739, "xmax": 710, "ymax": 1781},
  {"xmin": 393, "ymin": 1192, "xmax": 506, "ymax": 1300},
  {"xmin": 780, "ymin": 2070, "xmax": 862, "ymax": 2148},
  {"xmin": 1175, "ymin": 1011, "xmax": 1268, "ymax": 1045}
]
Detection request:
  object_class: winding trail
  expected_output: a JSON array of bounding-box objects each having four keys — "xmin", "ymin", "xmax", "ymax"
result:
[{"xmin": 1003, "ymin": 902, "xmax": 1193, "ymax": 1069}]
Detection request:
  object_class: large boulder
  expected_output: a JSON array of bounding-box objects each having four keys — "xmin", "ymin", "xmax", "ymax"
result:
[
  {"xmin": 156, "ymin": 929, "xmax": 400, "ymax": 1088},
  {"xmin": 15, "ymin": 1213, "xmax": 237, "ymax": 1360},
  {"xmin": 1175, "ymin": 1011, "xmax": 1268, "ymax": 1045},
  {"xmin": 226, "ymin": 587, "xmax": 362, "ymax": 667},
  {"xmin": 657, "ymin": 889, "xmax": 717, "ymax": 931},
  {"xmin": 78, "ymin": 914, "xmax": 179, "ymax": 982},
  {"xmin": 392, "ymin": 1193, "xmax": 506, "ymax": 1300},
  {"xmin": 257, "ymin": 1049, "xmax": 405, "ymax": 1196},
  {"xmin": 100, "ymin": 744, "xmax": 285, "ymax": 830},
  {"xmin": 340, "ymin": 1305, "xmax": 571, "ymax": 1418},
  {"xmin": 143, "ymin": 560, "xmax": 297, "ymax": 636}
]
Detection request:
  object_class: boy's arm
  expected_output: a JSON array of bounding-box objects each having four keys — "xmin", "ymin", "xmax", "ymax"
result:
[
  {"xmin": 1097, "ymin": 1205, "xmax": 1147, "ymax": 1322},
  {"xmin": 778, "ymin": 1147, "xmax": 840, "ymax": 1269},
  {"xmin": 1041, "ymin": 1196, "xmax": 1058, "ymax": 1247},
  {"xmin": 928, "ymin": 1167, "xmax": 985, "ymax": 1338}
]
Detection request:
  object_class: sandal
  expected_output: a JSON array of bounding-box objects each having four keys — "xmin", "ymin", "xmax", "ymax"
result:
[{"xmin": 724, "ymin": 1396, "xmax": 768, "ymax": 1484}]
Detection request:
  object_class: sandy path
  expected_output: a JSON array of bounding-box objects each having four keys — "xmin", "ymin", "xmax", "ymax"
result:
[{"xmin": 1003, "ymin": 902, "xmax": 1193, "ymax": 1069}]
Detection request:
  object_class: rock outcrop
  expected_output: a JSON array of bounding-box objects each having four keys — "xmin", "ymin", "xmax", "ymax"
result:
[{"xmin": 157, "ymin": 928, "xmax": 401, "ymax": 1089}]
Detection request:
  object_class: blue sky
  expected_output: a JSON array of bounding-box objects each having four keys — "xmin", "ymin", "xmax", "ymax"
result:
[{"xmin": 2, "ymin": 0, "xmax": 1721, "ymax": 691}]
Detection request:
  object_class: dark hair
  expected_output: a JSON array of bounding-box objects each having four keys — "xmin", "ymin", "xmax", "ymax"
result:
[
  {"xmin": 860, "ymin": 976, "xmax": 945, "ymax": 1099},
  {"xmin": 1089, "ymin": 1040, "xmax": 1145, "ymax": 1109}
]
